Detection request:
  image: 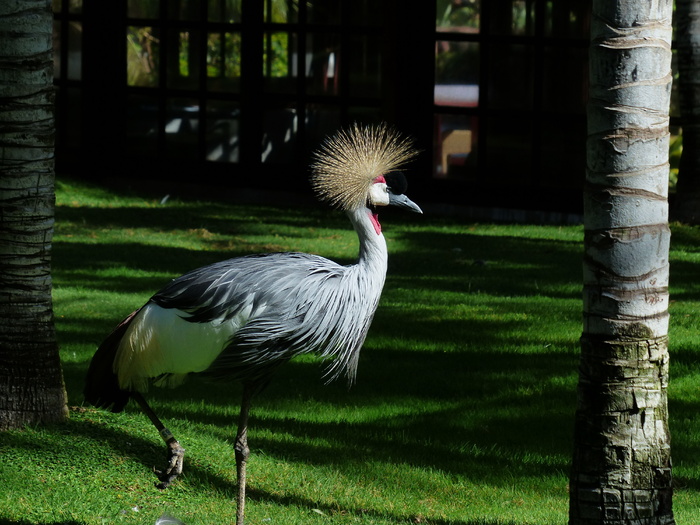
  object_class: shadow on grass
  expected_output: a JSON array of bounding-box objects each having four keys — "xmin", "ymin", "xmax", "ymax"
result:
[
  {"xmin": 1, "ymin": 401, "xmax": 531, "ymax": 525},
  {"xmin": 37, "ymin": 181, "xmax": 700, "ymax": 524},
  {"xmin": 53, "ymin": 240, "xmax": 244, "ymax": 285},
  {"xmin": 668, "ymin": 259, "xmax": 700, "ymax": 302},
  {"xmin": 61, "ymin": 345, "xmax": 575, "ymax": 485},
  {"xmin": 0, "ymin": 521, "xmax": 82, "ymax": 525},
  {"xmin": 0, "ymin": 518, "xmax": 523, "ymax": 525},
  {"xmin": 57, "ymin": 209, "xmax": 581, "ymax": 427},
  {"xmin": 246, "ymin": 487, "xmax": 531, "ymax": 525},
  {"xmin": 55, "ymin": 199, "xmax": 346, "ymax": 246},
  {"xmin": 48, "ymin": 197, "xmax": 592, "ymax": 522}
]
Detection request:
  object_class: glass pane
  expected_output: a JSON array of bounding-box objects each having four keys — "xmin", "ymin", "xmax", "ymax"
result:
[
  {"xmin": 348, "ymin": 34, "xmax": 381, "ymax": 98},
  {"xmin": 265, "ymin": 0, "xmax": 298, "ymax": 23},
  {"xmin": 347, "ymin": 106, "xmax": 381, "ymax": 124},
  {"xmin": 207, "ymin": 101, "xmax": 240, "ymax": 162},
  {"xmin": 670, "ymin": 125, "xmax": 681, "ymax": 192},
  {"xmin": 435, "ymin": 41, "xmax": 479, "ymax": 107},
  {"xmin": 306, "ymin": 33, "xmax": 340, "ymax": 96},
  {"xmin": 52, "ymin": 0, "xmax": 61, "ymax": 13},
  {"xmin": 208, "ymin": 0, "xmax": 242, "ymax": 23},
  {"xmin": 489, "ymin": 0, "xmax": 535, "ymax": 35},
  {"xmin": 671, "ymin": 49, "xmax": 679, "ymax": 119},
  {"xmin": 127, "ymin": 26, "xmax": 160, "ymax": 87},
  {"xmin": 488, "ymin": 44, "xmax": 533, "ymax": 109},
  {"xmin": 53, "ymin": 21, "xmax": 61, "ymax": 79},
  {"xmin": 166, "ymin": 98, "xmax": 200, "ymax": 159},
  {"xmin": 542, "ymin": 46, "xmax": 587, "ymax": 113},
  {"xmin": 306, "ymin": 104, "xmax": 341, "ymax": 151},
  {"xmin": 486, "ymin": 117, "xmax": 532, "ymax": 183},
  {"xmin": 127, "ymin": 95, "xmax": 159, "ymax": 157},
  {"xmin": 168, "ymin": 0, "xmax": 200, "ymax": 20},
  {"xmin": 262, "ymin": 107, "xmax": 298, "ymax": 163},
  {"xmin": 263, "ymin": 32, "xmax": 298, "ymax": 93},
  {"xmin": 347, "ymin": 0, "xmax": 382, "ymax": 26},
  {"xmin": 436, "ymin": 0, "xmax": 480, "ymax": 33},
  {"xmin": 207, "ymin": 32, "xmax": 242, "ymax": 92},
  {"xmin": 545, "ymin": 0, "xmax": 590, "ymax": 38},
  {"xmin": 69, "ymin": 0, "xmax": 82, "ymax": 13},
  {"xmin": 434, "ymin": 114, "xmax": 478, "ymax": 178},
  {"xmin": 67, "ymin": 21, "xmax": 82, "ymax": 81},
  {"xmin": 65, "ymin": 87, "xmax": 82, "ymax": 148},
  {"xmin": 539, "ymin": 116, "xmax": 586, "ymax": 189},
  {"xmin": 167, "ymin": 30, "xmax": 200, "ymax": 89},
  {"xmin": 128, "ymin": 0, "xmax": 159, "ymax": 18},
  {"xmin": 308, "ymin": 1, "xmax": 341, "ymax": 24}
]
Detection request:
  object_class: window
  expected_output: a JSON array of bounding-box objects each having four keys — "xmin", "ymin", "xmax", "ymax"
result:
[
  {"xmin": 53, "ymin": 1, "xmax": 592, "ymax": 211},
  {"xmin": 53, "ymin": 0, "xmax": 84, "ymax": 155},
  {"xmin": 433, "ymin": 0, "xmax": 589, "ymax": 192},
  {"xmin": 117, "ymin": 0, "xmax": 386, "ymax": 173}
]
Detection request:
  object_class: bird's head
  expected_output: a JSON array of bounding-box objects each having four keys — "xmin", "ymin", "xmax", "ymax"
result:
[
  {"xmin": 367, "ymin": 172, "xmax": 422, "ymax": 214},
  {"xmin": 310, "ymin": 123, "xmax": 422, "ymax": 215}
]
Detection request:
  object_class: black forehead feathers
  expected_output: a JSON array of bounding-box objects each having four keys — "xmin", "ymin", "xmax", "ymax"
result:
[{"xmin": 384, "ymin": 172, "xmax": 408, "ymax": 195}]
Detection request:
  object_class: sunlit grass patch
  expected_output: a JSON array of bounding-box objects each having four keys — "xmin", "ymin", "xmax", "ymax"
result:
[{"xmin": 1, "ymin": 178, "xmax": 699, "ymax": 524}]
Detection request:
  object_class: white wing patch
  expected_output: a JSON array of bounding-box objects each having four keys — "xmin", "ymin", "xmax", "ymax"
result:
[{"xmin": 114, "ymin": 301, "xmax": 260, "ymax": 391}]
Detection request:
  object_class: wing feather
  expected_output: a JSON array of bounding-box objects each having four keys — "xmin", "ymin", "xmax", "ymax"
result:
[{"xmin": 113, "ymin": 251, "xmax": 380, "ymax": 389}]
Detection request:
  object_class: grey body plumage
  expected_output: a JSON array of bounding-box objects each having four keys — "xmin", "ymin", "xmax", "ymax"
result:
[
  {"xmin": 83, "ymin": 123, "xmax": 421, "ymax": 525},
  {"xmin": 154, "ymin": 226, "xmax": 382, "ymax": 386}
]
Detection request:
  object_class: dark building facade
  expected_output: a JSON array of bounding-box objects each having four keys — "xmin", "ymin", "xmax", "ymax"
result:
[{"xmin": 53, "ymin": 0, "xmax": 592, "ymax": 213}]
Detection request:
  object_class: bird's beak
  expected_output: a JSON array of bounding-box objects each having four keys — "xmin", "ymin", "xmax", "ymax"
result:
[{"xmin": 388, "ymin": 192, "xmax": 423, "ymax": 214}]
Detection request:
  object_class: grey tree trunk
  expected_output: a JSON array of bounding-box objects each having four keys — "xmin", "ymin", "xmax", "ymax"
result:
[
  {"xmin": 674, "ymin": 0, "xmax": 700, "ymax": 224},
  {"xmin": 0, "ymin": 0, "xmax": 67, "ymax": 430},
  {"xmin": 570, "ymin": 1, "xmax": 675, "ymax": 523}
]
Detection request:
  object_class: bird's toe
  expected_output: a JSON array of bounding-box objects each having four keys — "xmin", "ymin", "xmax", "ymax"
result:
[{"xmin": 154, "ymin": 441, "xmax": 186, "ymax": 489}]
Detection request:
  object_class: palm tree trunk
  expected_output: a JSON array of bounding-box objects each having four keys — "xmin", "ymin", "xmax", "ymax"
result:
[
  {"xmin": 673, "ymin": 0, "xmax": 700, "ymax": 224},
  {"xmin": 0, "ymin": 0, "xmax": 67, "ymax": 430},
  {"xmin": 570, "ymin": 1, "xmax": 675, "ymax": 523}
]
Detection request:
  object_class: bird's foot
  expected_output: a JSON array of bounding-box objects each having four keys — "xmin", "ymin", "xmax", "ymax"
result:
[{"xmin": 154, "ymin": 440, "xmax": 186, "ymax": 489}]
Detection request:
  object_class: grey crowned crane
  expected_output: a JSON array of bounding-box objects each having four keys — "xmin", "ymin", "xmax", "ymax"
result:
[{"xmin": 83, "ymin": 123, "xmax": 421, "ymax": 525}]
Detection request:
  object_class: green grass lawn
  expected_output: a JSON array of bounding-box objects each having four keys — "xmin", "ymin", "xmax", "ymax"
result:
[{"xmin": 1, "ymin": 177, "xmax": 700, "ymax": 524}]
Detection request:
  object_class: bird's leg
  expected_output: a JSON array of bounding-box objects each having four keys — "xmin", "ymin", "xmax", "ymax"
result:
[
  {"xmin": 132, "ymin": 392, "xmax": 186, "ymax": 489},
  {"xmin": 235, "ymin": 384, "xmax": 254, "ymax": 525}
]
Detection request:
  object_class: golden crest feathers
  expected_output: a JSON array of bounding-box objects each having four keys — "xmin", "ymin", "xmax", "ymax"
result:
[{"xmin": 310, "ymin": 123, "xmax": 418, "ymax": 211}]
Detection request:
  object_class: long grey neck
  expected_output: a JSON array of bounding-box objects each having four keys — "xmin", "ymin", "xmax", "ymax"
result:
[{"xmin": 347, "ymin": 207, "xmax": 388, "ymax": 274}]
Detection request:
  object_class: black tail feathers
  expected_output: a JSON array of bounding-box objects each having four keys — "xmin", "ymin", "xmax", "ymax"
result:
[{"xmin": 84, "ymin": 310, "xmax": 140, "ymax": 413}]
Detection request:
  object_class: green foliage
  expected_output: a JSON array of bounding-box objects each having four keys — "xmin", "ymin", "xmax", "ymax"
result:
[
  {"xmin": 2, "ymin": 178, "xmax": 700, "ymax": 524},
  {"xmin": 264, "ymin": 33, "xmax": 290, "ymax": 78},
  {"xmin": 207, "ymin": 32, "xmax": 241, "ymax": 79},
  {"xmin": 127, "ymin": 27, "xmax": 159, "ymax": 88},
  {"xmin": 436, "ymin": 0, "xmax": 480, "ymax": 30},
  {"xmin": 669, "ymin": 132, "xmax": 682, "ymax": 192}
]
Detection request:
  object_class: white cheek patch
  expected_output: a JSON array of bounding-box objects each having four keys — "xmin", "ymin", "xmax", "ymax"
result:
[{"xmin": 368, "ymin": 182, "xmax": 390, "ymax": 206}]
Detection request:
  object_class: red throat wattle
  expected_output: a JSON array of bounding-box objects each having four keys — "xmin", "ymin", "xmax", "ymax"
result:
[
  {"xmin": 369, "ymin": 175, "xmax": 385, "ymax": 234},
  {"xmin": 370, "ymin": 211, "xmax": 382, "ymax": 235}
]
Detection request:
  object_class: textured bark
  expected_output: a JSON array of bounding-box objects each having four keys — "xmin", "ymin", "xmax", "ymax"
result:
[
  {"xmin": 674, "ymin": 0, "xmax": 700, "ymax": 224},
  {"xmin": 0, "ymin": 0, "xmax": 67, "ymax": 430},
  {"xmin": 570, "ymin": 1, "xmax": 675, "ymax": 523}
]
